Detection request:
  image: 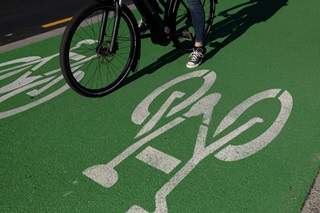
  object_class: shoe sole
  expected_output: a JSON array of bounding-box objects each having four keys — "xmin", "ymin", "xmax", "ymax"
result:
[
  {"xmin": 186, "ymin": 59, "xmax": 203, "ymax": 69},
  {"xmin": 186, "ymin": 63, "xmax": 200, "ymax": 68}
]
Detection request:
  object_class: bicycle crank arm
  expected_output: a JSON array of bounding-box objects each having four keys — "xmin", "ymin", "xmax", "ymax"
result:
[{"xmin": 167, "ymin": 31, "xmax": 193, "ymax": 41}]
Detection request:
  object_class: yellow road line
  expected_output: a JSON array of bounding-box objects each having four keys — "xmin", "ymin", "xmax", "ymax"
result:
[{"xmin": 42, "ymin": 17, "xmax": 72, "ymax": 28}]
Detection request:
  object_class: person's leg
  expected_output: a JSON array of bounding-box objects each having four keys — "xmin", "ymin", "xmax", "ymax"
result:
[
  {"xmin": 186, "ymin": 0, "xmax": 206, "ymax": 68},
  {"xmin": 187, "ymin": 0, "xmax": 205, "ymax": 46}
]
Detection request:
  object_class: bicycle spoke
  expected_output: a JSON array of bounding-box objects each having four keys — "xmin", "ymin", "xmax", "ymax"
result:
[{"xmin": 60, "ymin": 2, "xmax": 137, "ymax": 97}]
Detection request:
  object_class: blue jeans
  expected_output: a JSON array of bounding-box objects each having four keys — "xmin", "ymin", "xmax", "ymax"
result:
[{"xmin": 187, "ymin": 0, "xmax": 205, "ymax": 44}]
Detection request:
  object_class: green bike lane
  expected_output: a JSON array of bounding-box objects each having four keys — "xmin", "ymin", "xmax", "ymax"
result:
[{"xmin": 1, "ymin": 0, "xmax": 319, "ymax": 212}]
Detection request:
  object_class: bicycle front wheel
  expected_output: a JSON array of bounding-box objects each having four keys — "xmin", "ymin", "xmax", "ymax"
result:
[
  {"xmin": 60, "ymin": 2, "xmax": 139, "ymax": 97},
  {"xmin": 169, "ymin": 0, "xmax": 216, "ymax": 53}
]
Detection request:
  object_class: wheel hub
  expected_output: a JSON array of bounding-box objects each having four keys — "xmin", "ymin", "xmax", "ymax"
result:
[{"xmin": 96, "ymin": 40, "xmax": 119, "ymax": 64}]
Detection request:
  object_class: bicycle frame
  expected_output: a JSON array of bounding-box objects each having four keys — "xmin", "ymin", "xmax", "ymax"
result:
[
  {"xmin": 136, "ymin": 0, "xmax": 184, "ymax": 40},
  {"xmin": 132, "ymin": 0, "xmax": 171, "ymax": 45},
  {"xmin": 110, "ymin": 0, "xmax": 180, "ymax": 47},
  {"xmin": 101, "ymin": 0, "xmax": 171, "ymax": 74}
]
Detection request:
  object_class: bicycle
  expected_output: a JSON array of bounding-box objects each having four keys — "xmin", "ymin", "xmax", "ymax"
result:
[{"xmin": 60, "ymin": 0, "xmax": 217, "ymax": 97}]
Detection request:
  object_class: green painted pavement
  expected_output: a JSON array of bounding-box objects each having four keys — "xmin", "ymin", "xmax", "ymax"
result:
[{"xmin": 1, "ymin": 0, "xmax": 320, "ymax": 212}]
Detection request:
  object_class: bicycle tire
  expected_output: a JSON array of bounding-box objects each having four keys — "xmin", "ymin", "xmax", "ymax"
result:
[
  {"xmin": 169, "ymin": 0, "xmax": 216, "ymax": 53},
  {"xmin": 60, "ymin": 2, "xmax": 139, "ymax": 97}
]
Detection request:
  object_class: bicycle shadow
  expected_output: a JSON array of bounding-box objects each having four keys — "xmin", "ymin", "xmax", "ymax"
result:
[
  {"xmin": 121, "ymin": 0, "xmax": 288, "ymax": 88},
  {"xmin": 121, "ymin": 47, "xmax": 184, "ymax": 88},
  {"xmin": 204, "ymin": 0, "xmax": 288, "ymax": 62}
]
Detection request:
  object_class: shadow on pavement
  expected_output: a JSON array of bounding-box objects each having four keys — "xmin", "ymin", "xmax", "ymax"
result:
[
  {"xmin": 121, "ymin": 0, "xmax": 288, "ymax": 89},
  {"xmin": 205, "ymin": 0, "xmax": 288, "ymax": 62}
]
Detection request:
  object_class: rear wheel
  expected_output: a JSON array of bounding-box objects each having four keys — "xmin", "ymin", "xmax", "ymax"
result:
[
  {"xmin": 60, "ymin": 2, "xmax": 139, "ymax": 97},
  {"xmin": 170, "ymin": 0, "xmax": 216, "ymax": 53}
]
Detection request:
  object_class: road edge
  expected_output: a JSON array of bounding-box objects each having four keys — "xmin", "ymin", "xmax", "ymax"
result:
[
  {"xmin": 301, "ymin": 169, "xmax": 320, "ymax": 213},
  {"xmin": 0, "ymin": 27, "xmax": 66, "ymax": 54},
  {"xmin": 0, "ymin": 4, "xmax": 136, "ymax": 54}
]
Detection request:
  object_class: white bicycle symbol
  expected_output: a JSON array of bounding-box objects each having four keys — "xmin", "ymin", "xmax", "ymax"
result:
[
  {"xmin": 83, "ymin": 70, "xmax": 293, "ymax": 213},
  {"xmin": 0, "ymin": 40, "xmax": 97, "ymax": 120}
]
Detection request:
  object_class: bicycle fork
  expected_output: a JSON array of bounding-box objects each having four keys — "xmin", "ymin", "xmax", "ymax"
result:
[
  {"xmin": 109, "ymin": 0, "xmax": 123, "ymax": 53},
  {"xmin": 98, "ymin": 0, "xmax": 141, "ymax": 72},
  {"xmin": 98, "ymin": 0, "xmax": 123, "ymax": 54}
]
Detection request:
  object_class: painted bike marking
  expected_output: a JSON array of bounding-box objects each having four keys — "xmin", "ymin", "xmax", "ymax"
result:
[
  {"xmin": 83, "ymin": 70, "xmax": 293, "ymax": 213},
  {"xmin": 0, "ymin": 40, "xmax": 94, "ymax": 120}
]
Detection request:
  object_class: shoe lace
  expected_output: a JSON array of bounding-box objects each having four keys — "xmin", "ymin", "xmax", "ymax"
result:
[{"xmin": 189, "ymin": 50, "xmax": 203, "ymax": 62}]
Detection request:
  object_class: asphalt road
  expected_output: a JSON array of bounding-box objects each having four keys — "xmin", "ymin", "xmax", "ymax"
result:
[{"xmin": 0, "ymin": 0, "xmax": 132, "ymax": 46}]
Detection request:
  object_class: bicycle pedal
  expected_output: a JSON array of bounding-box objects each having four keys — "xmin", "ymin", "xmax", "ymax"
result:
[{"xmin": 182, "ymin": 31, "xmax": 192, "ymax": 41}]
